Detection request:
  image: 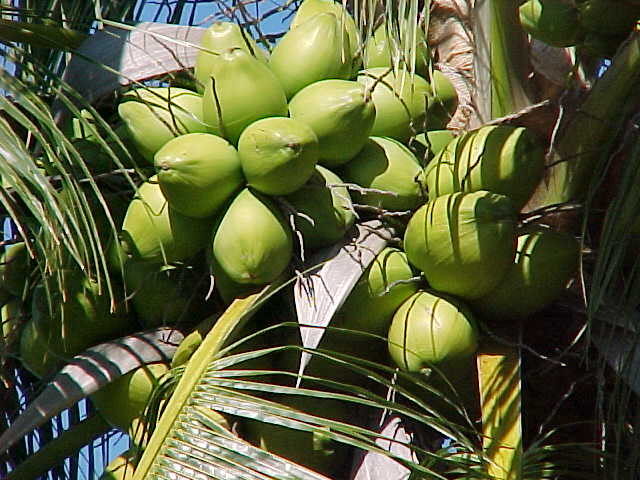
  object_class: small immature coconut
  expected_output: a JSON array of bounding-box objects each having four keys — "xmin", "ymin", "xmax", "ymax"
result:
[
  {"xmin": 285, "ymin": 166, "xmax": 355, "ymax": 250},
  {"xmin": 238, "ymin": 117, "xmax": 319, "ymax": 195},
  {"xmin": 194, "ymin": 22, "xmax": 268, "ymax": 93},
  {"xmin": 387, "ymin": 290, "xmax": 478, "ymax": 372},
  {"xmin": 339, "ymin": 136, "xmax": 425, "ymax": 211},
  {"xmin": 154, "ymin": 133, "xmax": 244, "ymax": 218},
  {"xmin": 202, "ymin": 49, "xmax": 288, "ymax": 145},
  {"xmin": 212, "ymin": 189, "xmax": 293, "ymax": 285},
  {"xmin": 118, "ymin": 87, "xmax": 207, "ymax": 162},
  {"xmin": 338, "ymin": 247, "xmax": 419, "ymax": 337},
  {"xmin": 357, "ymin": 68, "xmax": 430, "ymax": 142},
  {"xmin": 290, "ymin": 0, "xmax": 360, "ymax": 74},
  {"xmin": 519, "ymin": 0, "xmax": 581, "ymax": 47},
  {"xmin": 121, "ymin": 176, "xmax": 213, "ymax": 264},
  {"xmin": 425, "ymin": 125, "xmax": 545, "ymax": 209},
  {"xmin": 403, "ymin": 191, "xmax": 518, "ymax": 300},
  {"xmin": 91, "ymin": 362, "xmax": 169, "ymax": 433},
  {"xmin": 473, "ymin": 229, "xmax": 580, "ymax": 320},
  {"xmin": 269, "ymin": 13, "xmax": 352, "ymax": 99},
  {"xmin": 288, "ymin": 79, "xmax": 376, "ymax": 167}
]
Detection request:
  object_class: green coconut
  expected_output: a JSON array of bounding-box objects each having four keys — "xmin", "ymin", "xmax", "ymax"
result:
[
  {"xmin": 414, "ymin": 129, "xmax": 455, "ymax": 165},
  {"xmin": 425, "ymin": 125, "xmax": 545, "ymax": 209},
  {"xmin": 473, "ymin": 229, "xmax": 580, "ymax": 320},
  {"xmin": 202, "ymin": 49, "xmax": 288, "ymax": 145},
  {"xmin": 91, "ymin": 362, "xmax": 169, "ymax": 433},
  {"xmin": 154, "ymin": 132, "xmax": 244, "ymax": 218},
  {"xmin": 269, "ymin": 13, "xmax": 352, "ymax": 99},
  {"xmin": 363, "ymin": 20, "xmax": 430, "ymax": 76},
  {"xmin": 403, "ymin": 191, "xmax": 518, "ymax": 300},
  {"xmin": 238, "ymin": 117, "xmax": 319, "ymax": 195},
  {"xmin": 0, "ymin": 242, "xmax": 31, "ymax": 296},
  {"xmin": 290, "ymin": 0, "xmax": 360, "ymax": 74},
  {"xmin": 118, "ymin": 87, "xmax": 208, "ymax": 162},
  {"xmin": 123, "ymin": 259, "xmax": 204, "ymax": 328},
  {"xmin": 194, "ymin": 22, "xmax": 268, "ymax": 93},
  {"xmin": 578, "ymin": 0, "xmax": 640, "ymax": 36},
  {"xmin": 285, "ymin": 165, "xmax": 355, "ymax": 250},
  {"xmin": 357, "ymin": 67, "xmax": 430, "ymax": 142},
  {"xmin": 288, "ymin": 79, "xmax": 376, "ymax": 167},
  {"xmin": 243, "ymin": 394, "xmax": 351, "ymax": 477},
  {"xmin": 212, "ymin": 189, "xmax": 293, "ymax": 285},
  {"xmin": 120, "ymin": 176, "xmax": 214, "ymax": 264},
  {"xmin": 519, "ymin": 0, "xmax": 581, "ymax": 47},
  {"xmin": 426, "ymin": 70, "xmax": 459, "ymax": 130},
  {"xmin": 337, "ymin": 247, "xmax": 419, "ymax": 337},
  {"xmin": 387, "ymin": 290, "xmax": 478, "ymax": 372},
  {"xmin": 339, "ymin": 136, "xmax": 425, "ymax": 211},
  {"xmin": 22, "ymin": 273, "xmax": 130, "ymax": 378}
]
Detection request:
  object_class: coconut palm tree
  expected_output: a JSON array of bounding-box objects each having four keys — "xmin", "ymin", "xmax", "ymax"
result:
[{"xmin": 1, "ymin": 0, "xmax": 639, "ymax": 479}]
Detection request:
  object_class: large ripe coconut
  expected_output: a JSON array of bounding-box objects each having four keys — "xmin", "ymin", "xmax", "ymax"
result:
[
  {"xmin": 288, "ymin": 79, "xmax": 376, "ymax": 167},
  {"xmin": 403, "ymin": 191, "xmax": 518, "ymax": 300},
  {"xmin": 425, "ymin": 70, "xmax": 459, "ymax": 130},
  {"xmin": 473, "ymin": 229, "xmax": 580, "ymax": 320},
  {"xmin": 337, "ymin": 247, "xmax": 419, "ymax": 337},
  {"xmin": 414, "ymin": 129, "xmax": 455, "ymax": 165},
  {"xmin": 388, "ymin": 290, "xmax": 478, "ymax": 372},
  {"xmin": 212, "ymin": 189, "xmax": 292, "ymax": 285},
  {"xmin": 363, "ymin": 20, "xmax": 430, "ymax": 76},
  {"xmin": 519, "ymin": 0, "xmax": 581, "ymax": 47},
  {"xmin": 425, "ymin": 125, "xmax": 545, "ymax": 209},
  {"xmin": 339, "ymin": 136, "xmax": 425, "ymax": 211},
  {"xmin": 194, "ymin": 22, "xmax": 268, "ymax": 93},
  {"xmin": 118, "ymin": 87, "xmax": 208, "ymax": 163},
  {"xmin": 357, "ymin": 68, "xmax": 430, "ymax": 142},
  {"xmin": 238, "ymin": 117, "xmax": 319, "ymax": 195},
  {"xmin": 91, "ymin": 362, "xmax": 169, "ymax": 433},
  {"xmin": 290, "ymin": 0, "xmax": 360, "ymax": 75},
  {"xmin": 0, "ymin": 242, "xmax": 31, "ymax": 296},
  {"xmin": 269, "ymin": 13, "xmax": 352, "ymax": 99},
  {"xmin": 121, "ymin": 176, "xmax": 214, "ymax": 264},
  {"xmin": 285, "ymin": 165, "xmax": 355, "ymax": 250},
  {"xmin": 243, "ymin": 394, "xmax": 352, "ymax": 477},
  {"xmin": 154, "ymin": 133, "xmax": 244, "ymax": 218},
  {"xmin": 202, "ymin": 49, "xmax": 288, "ymax": 145}
]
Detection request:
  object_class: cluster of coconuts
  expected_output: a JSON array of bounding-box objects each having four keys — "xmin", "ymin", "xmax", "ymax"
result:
[
  {"xmin": 519, "ymin": 0, "xmax": 640, "ymax": 57},
  {"xmin": 1, "ymin": 0, "xmax": 585, "ymax": 475}
]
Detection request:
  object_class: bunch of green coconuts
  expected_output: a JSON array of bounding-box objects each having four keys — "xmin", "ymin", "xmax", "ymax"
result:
[
  {"xmin": 2, "ymin": 0, "xmax": 583, "ymax": 476},
  {"xmin": 519, "ymin": 0, "xmax": 640, "ymax": 57}
]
